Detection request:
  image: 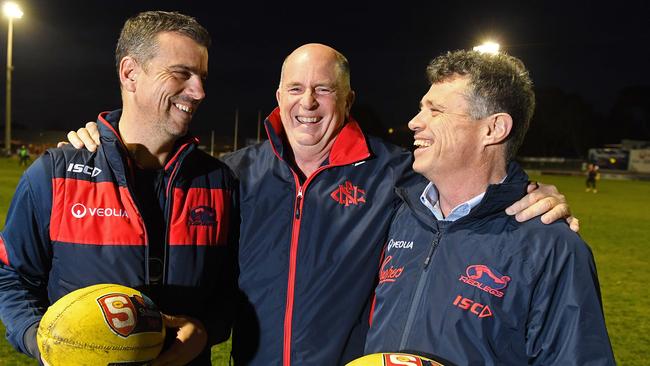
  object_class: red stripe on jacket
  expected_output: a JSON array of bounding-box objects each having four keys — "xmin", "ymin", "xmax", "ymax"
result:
[
  {"xmin": 0, "ymin": 236, "xmax": 9, "ymax": 265},
  {"xmin": 50, "ymin": 179, "xmax": 146, "ymax": 245},
  {"xmin": 169, "ymin": 187, "xmax": 230, "ymax": 246}
]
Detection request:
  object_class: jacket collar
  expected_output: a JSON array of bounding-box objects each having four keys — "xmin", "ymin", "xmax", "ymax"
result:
[
  {"xmin": 97, "ymin": 109, "xmax": 198, "ymax": 174},
  {"xmin": 264, "ymin": 107, "xmax": 371, "ymax": 166},
  {"xmin": 398, "ymin": 161, "xmax": 529, "ymax": 228}
]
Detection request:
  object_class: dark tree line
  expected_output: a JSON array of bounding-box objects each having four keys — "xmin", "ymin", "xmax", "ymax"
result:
[{"xmin": 519, "ymin": 86, "xmax": 650, "ymax": 158}]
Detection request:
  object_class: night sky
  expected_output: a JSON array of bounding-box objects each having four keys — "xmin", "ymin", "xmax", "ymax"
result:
[{"xmin": 2, "ymin": 0, "xmax": 649, "ymax": 146}]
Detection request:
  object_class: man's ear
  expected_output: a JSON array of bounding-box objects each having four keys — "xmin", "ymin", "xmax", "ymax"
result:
[
  {"xmin": 276, "ymin": 88, "xmax": 281, "ymax": 105},
  {"xmin": 119, "ymin": 56, "xmax": 139, "ymax": 92},
  {"xmin": 483, "ymin": 113, "xmax": 513, "ymax": 146},
  {"xmin": 345, "ymin": 90, "xmax": 356, "ymax": 117}
]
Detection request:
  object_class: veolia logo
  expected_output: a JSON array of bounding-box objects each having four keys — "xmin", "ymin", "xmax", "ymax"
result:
[
  {"xmin": 70, "ymin": 203, "xmax": 128, "ymax": 219},
  {"xmin": 71, "ymin": 203, "xmax": 87, "ymax": 218}
]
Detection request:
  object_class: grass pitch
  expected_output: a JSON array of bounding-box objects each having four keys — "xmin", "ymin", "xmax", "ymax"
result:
[{"xmin": 0, "ymin": 157, "xmax": 647, "ymax": 365}]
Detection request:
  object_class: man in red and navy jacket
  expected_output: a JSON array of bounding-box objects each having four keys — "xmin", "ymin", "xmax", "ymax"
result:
[
  {"xmin": 224, "ymin": 91, "xmax": 414, "ymax": 365},
  {"xmin": 0, "ymin": 11, "xmax": 238, "ymax": 365},
  {"xmin": 223, "ymin": 44, "xmax": 575, "ymax": 366}
]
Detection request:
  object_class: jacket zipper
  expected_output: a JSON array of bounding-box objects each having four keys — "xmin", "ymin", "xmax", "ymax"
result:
[
  {"xmin": 399, "ymin": 230, "xmax": 441, "ymax": 349},
  {"xmin": 118, "ymin": 147, "xmax": 152, "ymax": 284},
  {"xmin": 284, "ymin": 185, "xmax": 303, "ymax": 366},
  {"xmin": 124, "ymin": 180, "xmax": 150, "ymax": 282},
  {"xmin": 423, "ymin": 230, "xmax": 441, "ymax": 269},
  {"xmin": 161, "ymin": 159, "xmax": 184, "ymax": 284},
  {"xmin": 295, "ymin": 189, "xmax": 303, "ymax": 219},
  {"xmin": 281, "ymin": 162, "xmax": 359, "ymax": 366}
]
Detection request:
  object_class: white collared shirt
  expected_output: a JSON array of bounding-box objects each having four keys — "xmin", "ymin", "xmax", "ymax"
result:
[{"xmin": 420, "ymin": 176, "xmax": 507, "ymax": 221}]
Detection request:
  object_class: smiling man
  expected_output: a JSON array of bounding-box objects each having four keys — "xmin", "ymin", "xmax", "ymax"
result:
[
  {"xmin": 222, "ymin": 43, "xmax": 415, "ymax": 366},
  {"xmin": 0, "ymin": 11, "xmax": 238, "ymax": 366},
  {"xmin": 364, "ymin": 50, "xmax": 615, "ymax": 365}
]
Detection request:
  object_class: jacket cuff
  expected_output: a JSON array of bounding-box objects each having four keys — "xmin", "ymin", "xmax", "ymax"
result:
[{"xmin": 22, "ymin": 321, "xmax": 40, "ymax": 360}]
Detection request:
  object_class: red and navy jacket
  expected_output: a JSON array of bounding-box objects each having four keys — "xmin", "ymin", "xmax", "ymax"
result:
[
  {"xmin": 0, "ymin": 110, "xmax": 238, "ymax": 364},
  {"xmin": 223, "ymin": 108, "xmax": 415, "ymax": 365},
  {"xmin": 365, "ymin": 162, "xmax": 615, "ymax": 365}
]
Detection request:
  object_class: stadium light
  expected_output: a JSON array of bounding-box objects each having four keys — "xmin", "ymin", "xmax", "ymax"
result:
[
  {"xmin": 473, "ymin": 41, "xmax": 500, "ymax": 54},
  {"xmin": 3, "ymin": 2, "xmax": 23, "ymax": 156}
]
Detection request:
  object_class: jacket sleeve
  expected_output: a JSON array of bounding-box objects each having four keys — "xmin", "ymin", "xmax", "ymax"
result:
[
  {"xmin": 526, "ymin": 233, "xmax": 615, "ymax": 365},
  {"xmin": 0, "ymin": 155, "xmax": 53, "ymax": 357}
]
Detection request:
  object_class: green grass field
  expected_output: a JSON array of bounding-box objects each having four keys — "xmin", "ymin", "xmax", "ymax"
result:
[{"xmin": 0, "ymin": 157, "xmax": 648, "ymax": 365}]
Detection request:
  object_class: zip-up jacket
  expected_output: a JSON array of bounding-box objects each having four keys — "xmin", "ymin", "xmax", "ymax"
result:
[
  {"xmin": 223, "ymin": 107, "xmax": 415, "ymax": 365},
  {"xmin": 0, "ymin": 110, "xmax": 238, "ymax": 364},
  {"xmin": 365, "ymin": 162, "xmax": 615, "ymax": 365}
]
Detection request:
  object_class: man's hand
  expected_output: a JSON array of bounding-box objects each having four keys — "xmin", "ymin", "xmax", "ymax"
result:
[
  {"xmin": 150, "ymin": 313, "xmax": 207, "ymax": 366},
  {"xmin": 505, "ymin": 181, "xmax": 580, "ymax": 232},
  {"xmin": 57, "ymin": 122, "xmax": 101, "ymax": 151}
]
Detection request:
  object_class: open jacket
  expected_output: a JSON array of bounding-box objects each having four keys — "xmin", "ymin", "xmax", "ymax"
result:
[
  {"xmin": 223, "ymin": 107, "xmax": 415, "ymax": 365},
  {"xmin": 0, "ymin": 110, "xmax": 238, "ymax": 364},
  {"xmin": 365, "ymin": 162, "xmax": 615, "ymax": 365}
]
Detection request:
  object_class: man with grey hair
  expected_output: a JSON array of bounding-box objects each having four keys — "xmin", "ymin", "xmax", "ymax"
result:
[
  {"xmin": 0, "ymin": 11, "xmax": 238, "ymax": 365},
  {"xmin": 363, "ymin": 50, "xmax": 614, "ymax": 365}
]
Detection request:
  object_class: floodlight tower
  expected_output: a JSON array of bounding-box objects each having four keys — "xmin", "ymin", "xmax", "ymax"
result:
[{"xmin": 3, "ymin": 1, "xmax": 23, "ymax": 155}]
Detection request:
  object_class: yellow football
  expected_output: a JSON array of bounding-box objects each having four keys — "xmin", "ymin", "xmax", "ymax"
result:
[
  {"xmin": 346, "ymin": 352, "xmax": 445, "ymax": 366},
  {"xmin": 37, "ymin": 283, "xmax": 165, "ymax": 366}
]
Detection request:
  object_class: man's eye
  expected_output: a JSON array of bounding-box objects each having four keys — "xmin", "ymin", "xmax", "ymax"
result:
[
  {"xmin": 174, "ymin": 71, "xmax": 191, "ymax": 80},
  {"xmin": 315, "ymin": 87, "xmax": 333, "ymax": 95},
  {"xmin": 288, "ymin": 87, "xmax": 302, "ymax": 93}
]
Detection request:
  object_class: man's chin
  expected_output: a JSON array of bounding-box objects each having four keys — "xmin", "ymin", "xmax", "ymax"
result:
[
  {"xmin": 164, "ymin": 123, "xmax": 190, "ymax": 139},
  {"xmin": 412, "ymin": 160, "xmax": 430, "ymax": 176},
  {"xmin": 293, "ymin": 134, "xmax": 327, "ymax": 148}
]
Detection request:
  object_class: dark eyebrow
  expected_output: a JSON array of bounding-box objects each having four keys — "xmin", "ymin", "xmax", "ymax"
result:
[
  {"xmin": 170, "ymin": 64, "xmax": 208, "ymax": 79},
  {"xmin": 420, "ymin": 100, "xmax": 444, "ymax": 110}
]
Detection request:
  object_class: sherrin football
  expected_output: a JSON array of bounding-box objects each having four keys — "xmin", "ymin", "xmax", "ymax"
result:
[
  {"xmin": 346, "ymin": 352, "xmax": 445, "ymax": 366},
  {"xmin": 37, "ymin": 283, "xmax": 165, "ymax": 366}
]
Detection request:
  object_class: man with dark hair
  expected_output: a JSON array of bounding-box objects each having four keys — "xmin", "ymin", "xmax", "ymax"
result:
[
  {"xmin": 0, "ymin": 11, "xmax": 238, "ymax": 365},
  {"xmin": 364, "ymin": 50, "xmax": 614, "ymax": 365}
]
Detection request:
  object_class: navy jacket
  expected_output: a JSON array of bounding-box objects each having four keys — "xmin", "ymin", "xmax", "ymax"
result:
[
  {"xmin": 365, "ymin": 162, "xmax": 615, "ymax": 365},
  {"xmin": 0, "ymin": 110, "xmax": 238, "ymax": 364},
  {"xmin": 223, "ymin": 108, "xmax": 415, "ymax": 365}
]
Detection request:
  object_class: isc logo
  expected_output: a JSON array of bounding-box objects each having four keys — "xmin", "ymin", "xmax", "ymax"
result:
[
  {"xmin": 67, "ymin": 163, "xmax": 102, "ymax": 177},
  {"xmin": 452, "ymin": 295, "xmax": 493, "ymax": 318}
]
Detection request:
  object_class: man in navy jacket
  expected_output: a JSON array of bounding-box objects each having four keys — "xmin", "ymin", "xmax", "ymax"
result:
[
  {"xmin": 0, "ymin": 11, "xmax": 238, "ymax": 365},
  {"xmin": 364, "ymin": 50, "xmax": 614, "ymax": 365}
]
